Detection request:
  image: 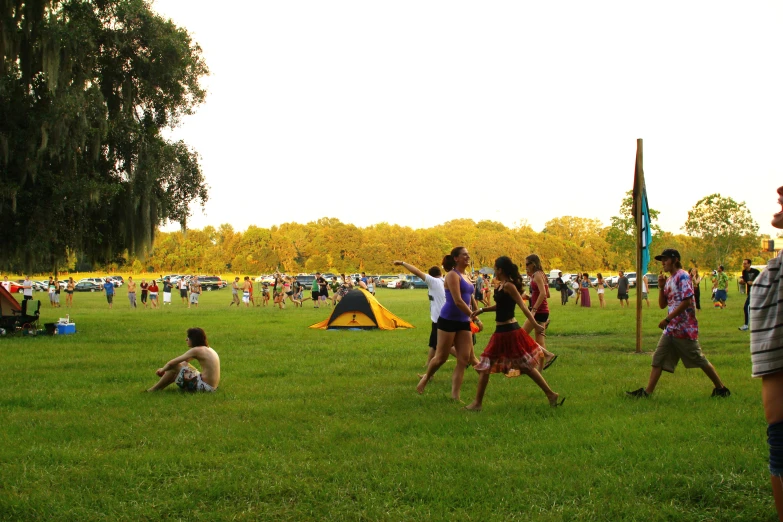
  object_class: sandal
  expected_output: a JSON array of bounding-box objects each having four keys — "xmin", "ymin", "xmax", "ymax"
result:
[{"xmin": 543, "ymin": 354, "xmax": 558, "ymax": 370}]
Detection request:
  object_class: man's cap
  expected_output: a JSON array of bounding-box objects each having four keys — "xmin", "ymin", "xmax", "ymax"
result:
[{"xmin": 654, "ymin": 248, "xmax": 681, "ymax": 261}]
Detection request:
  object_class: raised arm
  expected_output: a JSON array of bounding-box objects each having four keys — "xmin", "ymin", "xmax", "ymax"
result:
[{"xmin": 393, "ymin": 260, "xmax": 427, "ymax": 280}]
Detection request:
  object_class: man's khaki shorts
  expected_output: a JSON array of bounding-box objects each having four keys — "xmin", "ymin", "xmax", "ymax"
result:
[{"xmin": 652, "ymin": 334, "xmax": 710, "ymax": 373}]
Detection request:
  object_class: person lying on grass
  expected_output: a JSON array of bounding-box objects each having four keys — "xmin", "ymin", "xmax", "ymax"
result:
[{"xmin": 147, "ymin": 327, "xmax": 220, "ymax": 393}]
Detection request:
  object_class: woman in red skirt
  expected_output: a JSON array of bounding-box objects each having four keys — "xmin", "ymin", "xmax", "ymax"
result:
[{"xmin": 465, "ymin": 256, "xmax": 565, "ymax": 411}]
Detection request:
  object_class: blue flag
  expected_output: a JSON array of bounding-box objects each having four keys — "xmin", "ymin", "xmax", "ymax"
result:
[{"xmin": 640, "ymin": 185, "xmax": 651, "ymax": 275}]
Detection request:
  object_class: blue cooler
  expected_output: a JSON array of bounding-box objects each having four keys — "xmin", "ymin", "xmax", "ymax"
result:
[{"xmin": 57, "ymin": 323, "xmax": 76, "ymax": 335}]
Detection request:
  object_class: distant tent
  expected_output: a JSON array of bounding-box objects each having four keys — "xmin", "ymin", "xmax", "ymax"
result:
[
  {"xmin": 0, "ymin": 285, "xmax": 21, "ymax": 316},
  {"xmin": 309, "ymin": 288, "xmax": 414, "ymax": 330}
]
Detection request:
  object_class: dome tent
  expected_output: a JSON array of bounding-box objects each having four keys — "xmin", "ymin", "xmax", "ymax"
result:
[{"xmin": 309, "ymin": 289, "xmax": 414, "ymax": 330}]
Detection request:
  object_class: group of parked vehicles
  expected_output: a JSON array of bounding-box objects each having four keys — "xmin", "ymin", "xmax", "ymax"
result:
[{"xmin": 7, "ymin": 270, "xmax": 661, "ymax": 296}]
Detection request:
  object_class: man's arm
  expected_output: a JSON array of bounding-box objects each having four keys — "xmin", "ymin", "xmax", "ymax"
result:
[
  {"xmin": 659, "ymin": 297, "xmax": 693, "ymax": 330},
  {"xmin": 160, "ymin": 348, "xmax": 199, "ymax": 372},
  {"xmin": 393, "ymin": 260, "xmax": 427, "ymax": 280}
]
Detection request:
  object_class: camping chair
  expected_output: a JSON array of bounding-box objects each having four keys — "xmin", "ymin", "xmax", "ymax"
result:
[{"xmin": 14, "ymin": 299, "xmax": 41, "ymax": 331}]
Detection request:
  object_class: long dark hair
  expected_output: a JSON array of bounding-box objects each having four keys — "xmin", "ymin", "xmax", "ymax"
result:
[
  {"xmin": 495, "ymin": 256, "xmax": 524, "ymax": 292},
  {"xmin": 442, "ymin": 246, "xmax": 465, "ymax": 272},
  {"xmin": 187, "ymin": 327, "xmax": 208, "ymax": 347}
]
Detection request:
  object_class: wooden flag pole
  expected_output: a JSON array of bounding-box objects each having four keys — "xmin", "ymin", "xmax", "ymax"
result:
[{"xmin": 635, "ymin": 139, "xmax": 644, "ymax": 353}]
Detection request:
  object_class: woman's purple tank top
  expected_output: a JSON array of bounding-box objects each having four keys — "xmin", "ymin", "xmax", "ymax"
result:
[{"xmin": 439, "ymin": 273, "xmax": 474, "ymax": 322}]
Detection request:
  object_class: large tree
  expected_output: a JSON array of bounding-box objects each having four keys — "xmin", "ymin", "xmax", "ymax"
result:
[
  {"xmin": 0, "ymin": 0, "xmax": 208, "ymax": 273},
  {"xmin": 682, "ymin": 193, "xmax": 759, "ymax": 269}
]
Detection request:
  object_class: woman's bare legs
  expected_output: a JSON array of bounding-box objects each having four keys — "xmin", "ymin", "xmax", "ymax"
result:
[
  {"xmin": 450, "ymin": 330, "xmax": 474, "ymax": 401},
  {"xmin": 521, "ymin": 367, "xmax": 560, "ymax": 405},
  {"xmin": 465, "ymin": 371, "xmax": 490, "ymax": 411},
  {"xmin": 598, "ymin": 293, "xmax": 605, "ymax": 308},
  {"xmin": 417, "ymin": 330, "xmax": 456, "ymax": 394},
  {"xmin": 522, "ymin": 318, "xmax": 555, "ymax": 362}
]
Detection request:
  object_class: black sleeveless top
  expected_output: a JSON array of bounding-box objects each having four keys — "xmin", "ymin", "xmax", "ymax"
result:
[{"xmin": 494, "ymin": 286, "xmax": 516, "ymax": 322}]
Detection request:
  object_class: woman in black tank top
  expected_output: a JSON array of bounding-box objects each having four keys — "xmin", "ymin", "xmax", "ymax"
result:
[{"xmin": 465, "ymin": 256, "xmax": 564, "ymax": 411}]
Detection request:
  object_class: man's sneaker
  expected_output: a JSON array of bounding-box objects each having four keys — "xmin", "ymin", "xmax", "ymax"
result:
[
  {"xmin": 625, "ymin": 388, "xmax": 649, "ymax": 398},
  {"xmin": 738, "ymin": 325, "xmax": 749, "ymax": 331},
  {"xmin": 711, "ymin": 387, "xmax": 731, "ymax": 398}
]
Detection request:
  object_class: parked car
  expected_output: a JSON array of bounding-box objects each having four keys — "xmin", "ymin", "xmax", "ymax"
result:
[
  {"xmin": 78, "ymin": 277, "xmax": 106, "ymax": 287},
  {"xmin": 105, "ymin": 276, "xmax": 123, "ymax": 287},
  {"xmin": 8, "ymin": 281, "xmax": 24, "ymax": 293},
  {"xmin": 408, "ymin": 275, "xmax": 427, "ymax": 289},
  {"xmin": 378, "ymin": 274, "xmax": 400, "ymax": 286},
  {"xmin": 643, "ymin": 273, "xmax": 658, "ymax": 289},
  {"xmin": 74, "ymin": 281, "xmax": 102, "ymax": 292},
  {"xmin": 295, "ymin": 275, "xmax": 316, "ymax": 289},
  {"xmin": 385, "ymin": 277, "xmax": 402, "ymax": 289},
  {"xmin": 18, "ymin": 279, "xmax": 46, "ymax": 291},
  {"xmin": 626, "ymin": 272, "xmax": 637, "ymax": 288},
  {"xmin": 197, "ymin": 276, "xmax": 225, "ymax": 291}
]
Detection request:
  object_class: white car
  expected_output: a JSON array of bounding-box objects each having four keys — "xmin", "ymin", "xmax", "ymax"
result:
[{"xmin": 386, "ymin": 278, "xmax": 401, "ymax": 289}]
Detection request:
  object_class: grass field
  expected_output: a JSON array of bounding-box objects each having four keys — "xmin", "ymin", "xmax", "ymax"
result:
[{"xmin": 0, "ymin": 286, "xmax": 772, "ymax": 521}]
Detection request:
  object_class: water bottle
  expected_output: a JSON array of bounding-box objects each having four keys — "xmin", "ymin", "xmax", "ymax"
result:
[
  {"xmin": 54, "ymin": 326, "xmax": 58, "ymax": 335},
  {"xmin": 65, "ymin": 314, "xmax": 70, "ymax": 323}
]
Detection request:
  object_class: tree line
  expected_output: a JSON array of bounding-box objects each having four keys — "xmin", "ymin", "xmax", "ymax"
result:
[{"xmin": 116, "ymin": 192, "xmax": 767, "ymax": 276}]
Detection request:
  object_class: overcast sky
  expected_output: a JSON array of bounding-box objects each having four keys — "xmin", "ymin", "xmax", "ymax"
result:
[{"xmin": 152, "ymin": 0, "xmax": 781, "ymax": 237}]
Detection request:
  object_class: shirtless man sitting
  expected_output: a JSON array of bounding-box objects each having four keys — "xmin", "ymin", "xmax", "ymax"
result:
[{"xmin": 147, "ymin": 327, "xmax": 220, "ymax": 392}]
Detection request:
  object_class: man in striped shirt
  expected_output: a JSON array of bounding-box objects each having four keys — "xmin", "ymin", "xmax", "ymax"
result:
[{"xmin": 750, "ymin": 185, "xmax": 783, "ymax": 519}]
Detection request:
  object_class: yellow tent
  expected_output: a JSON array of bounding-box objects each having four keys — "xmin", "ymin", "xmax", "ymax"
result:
[{"xmin": 309, "ymin": 289, "xmax": 414, "ymax": 330}]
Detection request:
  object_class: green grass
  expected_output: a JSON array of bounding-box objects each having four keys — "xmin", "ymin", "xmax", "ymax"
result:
[{"xmin": 0, "ymin": 287, "xmax": 771, "ymax": 521}]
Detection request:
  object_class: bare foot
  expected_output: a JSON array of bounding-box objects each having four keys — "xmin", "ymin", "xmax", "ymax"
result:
[
  {"xmin": 417, "ymin": 373, "xmax": 433, "ymax": 382},
  {"xmin": 416, "ymin": 375, "xmax": 428, "ymax": 394},
  {"xmin": 548, "ymin": 393, "xmax": 565, "ymax": 407},
  {"xmin": 464, "ymin": 401, "xmax": 482, "ymax": 411},
  {"xmin": 449, "ymin": 396, "xmax": 464, "ymax": 404}
]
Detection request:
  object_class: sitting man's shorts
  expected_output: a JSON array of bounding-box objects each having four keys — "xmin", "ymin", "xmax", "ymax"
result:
[
  {"xmin": 618, "ymin": 292, "xmax": 629, "ymax": 300},
  {"xmin": 190, "ymin": 293, "xmax": 199, "ymax": 304},
  {"xmin": 175, "ymin": 365, "xmax": 216, "ymax": 392},
  {"xmin": 652, "ymin": 334, "xmax": 710, "ymax": 373}
]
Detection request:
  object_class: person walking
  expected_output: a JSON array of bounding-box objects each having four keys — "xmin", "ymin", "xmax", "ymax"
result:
[
  {"xmin": 749, "ymin": 185, "xmax": 783, "ymax": 520},
  {"xmin": 689, "ymin": 268, "xmax": 702, "ymax": 313},
  {"xmin": 188, "ymin": 276, "xmax": 201, "ymax": 308},
  {"xmin": 466, "ymin": 256, "xmax": 563, "ymax": 411},
  {"xmin": 102, "ymin": 278, "xmax": 115, "ymax": 309},
  {"xmin": 593, "ymin": 273, "xmax": 608, "ymax": 308},
  {"xmin": 416, "ymin": 246, "xmax": 476, "ymax": 401},
  {"xmin": 523, "ymin": 254, "xmax": 558, "ymax": 370},
  {"xmin": 713, "ymin": 265, "xmax": 729, "ymax": 308},
  {"xmin": 47, "ymin": 277, "xmax": 56, "ymax": 308},
  {"xmin": 556, "ymin": 272, "xmax": 569, "ymax": 305},
  {"xmin": 640, "ymin": 273, "xmax": 650, "ymax": 308},
  {"xmin": 140, "ymin": 278, "xmax": 149, "ymax": 308},
  {"xmin": 579, "ymin": 273, "xmax": 592, "ymax": 307},
  {"xmin": 65, "ymin": 277, "xmax": 74, "ymax": 308},
  {"xmin": 162, "ymin": 277, "xmax": 173, "ymax": 306},
  {"xmin": 230, "ymin": 277, "xmax": 241, "ymax": 306},
  {"xmin": 395, "ymin": 260, "xmax": 477, "ymax": 372},
  {"xmin": 739, "ymin": 258, "xmax": 761, "ymax": 331},
  {"xmin": 148, "ymin": 280, "xmax": 159, "ymax": 309},
  {"xmin": 127, "ymin": 277, "xmax": 137, "ymax": 309},
  {"xmin": 614, "ymin": 271, "xmax": 630, "ymax": 308},
  {"xmin": 242, "ymin": 276, "xmax": 252, "ymax": 307},
  {"xmin": 573, "ymin": 274, "xmax": 581, "ymax": 306},
  {"xmin": 626, "ymin": 248, "xmax": 730, "ymax": 399}
]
